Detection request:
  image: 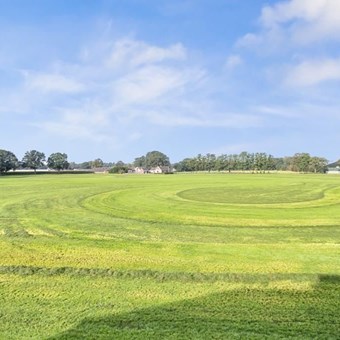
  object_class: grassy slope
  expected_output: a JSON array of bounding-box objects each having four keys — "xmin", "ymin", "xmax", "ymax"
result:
[{"xmin": 0, "ymin": 173, "xmax": 339, "ymax": 339}]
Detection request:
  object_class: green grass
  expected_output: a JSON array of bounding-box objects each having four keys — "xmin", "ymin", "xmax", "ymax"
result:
[{"xmin": 0, "ymin": 173, "xmax": 339, "ymax": 338}]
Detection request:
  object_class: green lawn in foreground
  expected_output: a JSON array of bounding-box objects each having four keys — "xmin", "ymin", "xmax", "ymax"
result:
[{"xmin": 0, "ymin": 173, "xmax": 339, "ymax": 338}]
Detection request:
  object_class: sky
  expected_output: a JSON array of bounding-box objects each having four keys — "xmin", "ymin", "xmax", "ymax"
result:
[{"xmin": 1, "ymin": 0, "xmax": 339, "ymax": 163}]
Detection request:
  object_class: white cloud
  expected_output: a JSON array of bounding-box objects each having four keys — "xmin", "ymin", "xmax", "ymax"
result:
[
  {"xmin": 107, "ymin": 39, "xmax": 186, "ymax": 69},
  {"xmin": 262, "ymin": 0, "xmax": 340, "ymax": 44},
  {"xmin": 113, "ymin": 66, "xmax": 204, "ymax": 105},
  {"xmin": 224, "ymin": 55, "xmax": 243, "ymax": 70},
  {"xmin": 253, "ymin": 105, "xmax": 298, "ymax": 118},
  {"xmin": 284, "ymin": 58, "xmax": 340, "ymax": 86},
  {"xmin": 35, "ymin": 105, "xmax": 112, "ymax": 143},
  {"xmin": 23, "ymin": 71, "xmax": 85, "ymax": 93},
  {"xmin": 261, "ymin": 0, "xmax": 327, "ymax": 27},
  {"xmin": 236, "ymin": 33, "xmax": 263, "ymax": 48},
  {"xmin": 238, "ymin": 0, "xmax": 340, "ymax": 49},
  {"xmin": 143, "ymin": 110, "xmax": 261, "ymax": 128},
  {"xmin": 235, "ymin": 0, "xmax": 340, "ymax": 91},
  {"xmin": 5, "ymin": 35, "xmax": 266, "ymax": 149}
]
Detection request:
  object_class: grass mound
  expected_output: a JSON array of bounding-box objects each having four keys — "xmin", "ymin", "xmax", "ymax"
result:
[{"xmin": 177, "ymin": 184, "xmax": 325, "ymax": 204}]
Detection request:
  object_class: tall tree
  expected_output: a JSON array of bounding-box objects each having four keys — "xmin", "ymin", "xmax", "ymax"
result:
[
  {"xmin": 47, "ymin": 152, "xmax": 69, "ymax": 172},
  {"xmin": 0, "ymin": 149, "xmax": 18, "ymax": 174},
  {"xmin": 22, "ymin": 150, "xmax": 45, "ymax": 173},
  {"xmin": 292, "ymin": 153, "xmax": 311, "ymax": 172},
  {"xmin": 309, "ymin": 157, "xmax": 328, "ymax": 173},
  {"xmin": 145, "ymin": 151, "xmax": 170, "ymax": 168},
  {"xmin": 254, "ymin": 153, "xmax": 267, "ymax": 172},
  {"xmin": 91, "ymin": 158, "xmax": 104, "ymax": 168},
  {"xmin": 206, "ymin": 153, "xmax": 216, "ymax": 172},
  {"xmin": 110, "ymin": 161, "xmax": 128, "ymax": 174},
  {"xmin": 133, "ymin": 156, "xmax": 146, "ymax": 168}
]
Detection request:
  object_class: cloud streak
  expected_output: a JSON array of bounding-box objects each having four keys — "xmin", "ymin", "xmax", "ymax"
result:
[
  {"xmin": 284, "ymin": 58, "xmax": 340, "ymax": 87},
  {"xmin": 23, "ymin": 71, "xmax": 85, "ymax": 93}
]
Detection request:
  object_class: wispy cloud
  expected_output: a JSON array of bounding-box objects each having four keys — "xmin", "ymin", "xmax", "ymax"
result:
[
  {"xmin": 284, "ymin": 57, "xmax": 340, "ymax": 87},
  {"xmin": 107, "ymin": 39, "xmax": 186, "ymax": 69},
  {"xmin": 142, "ymin": 110, "xmax": 261, "ymax": 128},
  {"xmin": 23, "ymin": 71, "xmax": 85, "ymax": 93},
  {"xmin": 237, "ymin": 0, "xmax": 340, "ymax": 53},
  {"xmin": 15, "ymin": 37, "xmax": 246, "ymax": 144},
  {"xmin": 260, "ymin": 0, "xmax": 340, "ymax": 45},
  {"xmin": 224, "ymin": 55, "xmax": 243, "ymax": 70},
  {"xmin": 253, "ymin": 105, "xmax": 298, "ymax": 118},
  {"xmin": 235, "ymin": 0, "xmax": 340, "ymax": 93},
  {"xmin": 113, "ymin": 65, "xmax": 202, "ymax": 105}
]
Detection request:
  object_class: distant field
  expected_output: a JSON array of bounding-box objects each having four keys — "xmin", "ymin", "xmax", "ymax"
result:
[{"xmin": 0, "ymin": 173, "xmax": 339, "ymax": 339}]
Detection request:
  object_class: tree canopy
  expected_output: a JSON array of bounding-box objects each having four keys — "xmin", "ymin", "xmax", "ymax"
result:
[
  {"xmin": 0, "ymin": 149, "xmax": 18, "ymax": 174},
  {"xmin": 133, "ymin": 151, "xmax": 170, "ymax": 169},
  {"xmin": 22, "ymin": 150, "xmax": 45, "ymax": 173},
  {"xmin": 47, "ymin": 153, "xmax": 69, "ymax": 172}
]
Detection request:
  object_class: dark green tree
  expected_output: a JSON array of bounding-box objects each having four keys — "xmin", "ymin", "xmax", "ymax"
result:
[
  {"xmin": 0, "ymin": 149, "xmax": 18, "ymax": 174},
  {"xmin": 91, "ymin": 158, "xmax": 104, "ymax": 168},
  {"xmin": 47, "ymin": 152, "xmax": 69, "ymax": 172},
  {"xmin": 22, "ymin": 150, "xmax": 45, "ymax": 173},
  {"xmin": 145, "ymin": 151, "xmax": 170, "ymax": 168},
  {"xmin": 109, "ymin": 161, "xmax": 128, "ymax": 174},
  {"xmin": 254, "ymin": 153, "xmax": 267, "ymax": 172},
  {"xmin": 206, "ymin": 153, "xmax": 216, "ymax": 172},
  {"xmin": 133, "ymin": 156, "xmax": 146, "ymax": 168},
  {"xmin": 79, "ymin": 161, "xmax": 92, "ymax": 169},
  {"xmin": 292, "ymin": 153, "xmax": 311, "ymax": 172},
  {"xmin": 309, "ymin": 157, "xmax": 328, "ymax": 173},
  {"xmin": 266, "ymin": 154, "xmax": 276, "ymax": 171}
]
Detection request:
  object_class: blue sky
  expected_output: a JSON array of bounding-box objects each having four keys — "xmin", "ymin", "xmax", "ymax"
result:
[{"xmin": 1, "ymin": 0, "xmax": 339, "ymax": 163}]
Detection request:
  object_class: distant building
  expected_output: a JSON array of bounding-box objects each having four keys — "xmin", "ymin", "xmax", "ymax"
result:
[
  {"xmin": 92, "ymin": 167, "xmax": 110, "ymax": 173},
  {"xmin": 134, "ymin": 167, "xmax": 146, "ymax": 174},
  {"xmin": 326, "ymin": 161, "xmax": 340, "ymax": 174},
  {"xmin": 149, "ymin": 166, "xmax": 172, "ymax": 174},
  {"xmin": 134, "ymin": 166, "xmax": 172, "ymax": 174}
]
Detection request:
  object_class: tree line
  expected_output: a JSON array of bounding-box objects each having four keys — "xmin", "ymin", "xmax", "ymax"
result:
[
  {"xmin": 173, "ymin": 152, "xmax": 328, "ymax": 173},
  {"xmin": 0, "ymin": 149, "xmax": 69, "ymax": 174},
  {"xmin": 0, "ymin": 148, "xmax": 332, "ymax": 175},
  {"xmin": 0, "ymin": 149, "xmax": 172, "ymax": 175}
]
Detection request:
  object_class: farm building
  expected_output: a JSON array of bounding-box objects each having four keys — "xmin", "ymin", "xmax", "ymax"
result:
[
  {"xmin": 134, "ymin": 167, "xmax": 146, "ymax": 174},
  {"xmin": 149, "ymin": 166, "xmax": 172, "ymax": 174},
  {"xmin": 133, "ymin": 166, "xmax": 172, "ymax": 174},
  {"xmin": 326, "ymin": 161, "xmax": 340, "ymax": 174}
]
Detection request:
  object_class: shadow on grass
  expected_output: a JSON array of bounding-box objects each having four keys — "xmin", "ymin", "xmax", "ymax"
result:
[
  {"xmin": 3, "ymin": 265, "xmax": 340, "ymax": 285},
  {"xmin": 319, "ymin": 274, "xmax": 340, "ymax": 284},
  {"xmin": 50, "ymin": 275, "xmax": 340, "ymax": 339}
]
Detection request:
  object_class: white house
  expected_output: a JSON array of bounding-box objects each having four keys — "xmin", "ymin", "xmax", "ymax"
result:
[
  {"xmin": 326, "ymin": 161, "xmax": 340, "ymax": 174},
  {"xmin": 134, "ymin": 167, "xmax": 146, "ymax": 174},
  {"xmin": 149, "ymin": 166, "xmax": 172, "ymax": 174}
]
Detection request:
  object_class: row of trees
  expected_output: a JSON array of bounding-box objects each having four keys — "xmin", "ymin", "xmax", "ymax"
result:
[
  {"xmin": 69, "ymin": 159, "xmax": 114, "ymax": 170},
  {"xmin": 0, "ymin": 149, "xmax": 331, "ymax": 175},
  {"xmin": 0, "ymin": 149, "xmax": 69, "ymax": 174},
  {"xmin": 173, "ymin": 152, "xmax": 328, "ymax": 173}
]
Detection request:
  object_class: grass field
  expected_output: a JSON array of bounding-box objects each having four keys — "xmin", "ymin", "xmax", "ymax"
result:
[{"xmin": 0, "ymin": 173, "xmax": 339, "ymax": 339}]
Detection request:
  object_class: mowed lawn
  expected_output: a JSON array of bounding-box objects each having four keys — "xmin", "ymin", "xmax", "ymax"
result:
[{"xmin": 0, "ymin": 173, "xmax": 339, "ymax": 339}]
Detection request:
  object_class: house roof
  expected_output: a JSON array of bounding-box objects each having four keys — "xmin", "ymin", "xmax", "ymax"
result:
[{"xmin": 327, "ymin": 160, "xmax": 340, "ymax": 168}]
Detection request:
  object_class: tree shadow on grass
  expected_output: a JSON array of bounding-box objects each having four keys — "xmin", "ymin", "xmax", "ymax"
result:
[{"xmin": 51, "ymin": 275, "xmax": 340, "ymax": 339}]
